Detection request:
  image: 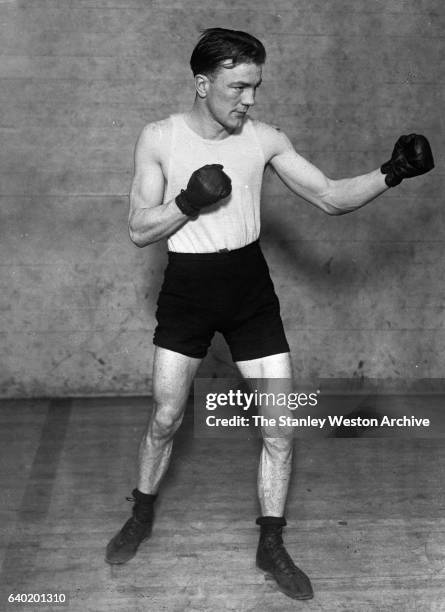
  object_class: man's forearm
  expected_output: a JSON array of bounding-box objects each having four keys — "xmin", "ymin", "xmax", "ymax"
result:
[
  {"xmin": 129, "ymin": 198, "xmax": 188, "ymax": 247},
  {"xmin": 321, "ymin": 169, "xmax": 388, "ymax": 215}
]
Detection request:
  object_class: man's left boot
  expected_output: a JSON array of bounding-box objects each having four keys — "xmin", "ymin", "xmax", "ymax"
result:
[{"xmin": 256, "ymin": 516, "xmax": 314, "ymax": 600}]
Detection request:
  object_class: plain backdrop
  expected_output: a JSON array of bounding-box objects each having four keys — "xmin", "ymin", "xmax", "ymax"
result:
[{"xmin": 1, "ymin": 0, "xmax": 443, "ymax": 397}]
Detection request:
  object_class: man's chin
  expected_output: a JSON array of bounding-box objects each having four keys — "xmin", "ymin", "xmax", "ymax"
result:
[{"xmin": 228, "ymin": 114, "xmax": 246, "ymax": 129}]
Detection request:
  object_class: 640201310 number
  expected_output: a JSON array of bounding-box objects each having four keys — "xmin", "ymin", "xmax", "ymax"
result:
[{"xmin": 8, "ymin": 593, "xmax": 67, "ymax": 604}]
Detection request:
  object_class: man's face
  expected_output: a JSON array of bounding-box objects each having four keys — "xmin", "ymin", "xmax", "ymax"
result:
[{"xmin": 203, "ymin": 61, "xmax": 263, "ymax": 131}]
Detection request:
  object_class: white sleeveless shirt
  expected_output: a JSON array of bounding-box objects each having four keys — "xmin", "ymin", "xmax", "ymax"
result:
[{"xmin": 164, "ymin": 114, "xmax": 266, "ymax": 253}]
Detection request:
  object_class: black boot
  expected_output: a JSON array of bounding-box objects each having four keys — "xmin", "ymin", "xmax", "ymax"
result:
[
  {"xmin": 256, "ymin": 516, "xmax": 313, "ymax": 600},
  {"xmin": 105, "ymin": 489, "xmax": 157, "ymax": 565}
]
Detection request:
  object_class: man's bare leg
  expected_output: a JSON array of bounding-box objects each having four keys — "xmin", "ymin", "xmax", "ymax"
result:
[
  {"xmin": 236, "ymin": 351, "xmax": 293, "ymax": 516},
  {"xmin": 236, "ymin": 351, "xmax": 313, "ymax": 600},
  {"xmin": 106, "ymin": 346, "xmax": 201, "ymax": 564},
  {"xmin": 138, "ymin": 346, "xmax": 202, "ymax": 493}
]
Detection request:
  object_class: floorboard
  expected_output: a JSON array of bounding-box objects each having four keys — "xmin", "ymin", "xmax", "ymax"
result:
[{"xmin": 1, "ymin": 395, "xmax": 444, "ymax": 611}]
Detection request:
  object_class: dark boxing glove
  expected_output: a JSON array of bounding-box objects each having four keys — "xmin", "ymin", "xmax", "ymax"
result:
[
  {"xmin": 175, "ymin": 164, "xmax": 232, "ymax": 217},
  {"xmin": 381, "ymin": 134, "xmax": 434, "ymax": 188}
]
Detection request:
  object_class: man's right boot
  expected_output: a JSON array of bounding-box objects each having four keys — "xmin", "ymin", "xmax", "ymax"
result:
[
  {"xmin": 256, "ymin": 516, "xmax": 313, "ymax": 600},
  {"xmin": 105, "ymin": 489, "xmax": 157, "ymax": 565}
]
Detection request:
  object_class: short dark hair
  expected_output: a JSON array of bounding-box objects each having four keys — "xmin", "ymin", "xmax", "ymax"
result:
[{"xmin": 190, "ymin": 28, "xmax": 266, "ymax": 77}]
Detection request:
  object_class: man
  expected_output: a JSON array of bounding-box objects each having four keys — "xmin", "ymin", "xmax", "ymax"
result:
[{"xmin": 105, "ymin": 28, "xmax": 434, "ymax": 601}]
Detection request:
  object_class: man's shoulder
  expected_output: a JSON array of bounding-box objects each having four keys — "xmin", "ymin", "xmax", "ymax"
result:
[
  {"xmin": 248, "ymin": 118, "xmax": 290, "ymax": 161},
  {"xmin": 136, "ymin": 116, "xmax": 174, "ymax": 159},
  {"xmin": 139, "ymin": 116, "xmax": 173, "ymax": 143},
  {"xmin": 250, "ymin": 118, "xmax": 285, "ymax": 138}
]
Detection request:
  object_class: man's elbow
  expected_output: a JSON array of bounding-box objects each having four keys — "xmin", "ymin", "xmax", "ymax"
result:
[
  {"xmin": 313, "ymin": 179, "xmax": 341, "ymax": 215},
  {"xmin": 316, "ymin": 195, "xmax": 344, "ymax": 216},
  {"xmin": 129, "ymin": 231, "xmax": 144, "ymax": 248},
  {"xmin": 128, "ymin": 225, "xmax": 152, "ymax": 248},
  {"xmin": 128, "ymin": 209, "xmax": 156, "ymax": 247},
  {"xmin": 318, "ymin": 182, "xmax": 348, "ymax": 216},
  {"xmin": 320, "ymin": 201, "xmax": 343, "ymax": 216}
]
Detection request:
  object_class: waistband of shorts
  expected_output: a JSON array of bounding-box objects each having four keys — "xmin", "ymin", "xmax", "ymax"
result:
[{"xmin": 167, "ymin": 240, "xmax": 261, "ymax": 262}]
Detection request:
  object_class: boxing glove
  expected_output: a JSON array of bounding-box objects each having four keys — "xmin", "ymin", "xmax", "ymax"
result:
[
  {"xmin": 381, "ymin": 134, "xmax": 434, "ymax": 188},
  {"xmin": 175, "ymin": 164, "xmax": 232, "ymax": 217}
]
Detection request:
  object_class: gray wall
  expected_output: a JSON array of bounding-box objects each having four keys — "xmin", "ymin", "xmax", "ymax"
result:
[{"xmin": 1, "ymin": 1, "xmax": 443, "ymax": 397}]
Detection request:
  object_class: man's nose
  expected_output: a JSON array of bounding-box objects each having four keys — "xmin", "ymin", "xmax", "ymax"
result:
[{"xmin": 241, "ymin": 88, "xmax": 255, "ymax": 107}]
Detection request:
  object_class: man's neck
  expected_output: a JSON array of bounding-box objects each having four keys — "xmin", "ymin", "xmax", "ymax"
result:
[{"xmin": 185, "ymin": 102, "xmax": 232, "ymax": 141}]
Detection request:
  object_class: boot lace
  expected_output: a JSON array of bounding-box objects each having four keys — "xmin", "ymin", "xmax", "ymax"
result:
[
  {"xmin": 117, "ymin": 515, "xmax": 145, "ymax": 543},
  {"xmin": 265, "ymin": 532, "xmax": 301, "ymax": 576}
]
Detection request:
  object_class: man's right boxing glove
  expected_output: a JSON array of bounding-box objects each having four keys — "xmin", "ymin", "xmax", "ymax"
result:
[
  {"xmin": 175, "ymin": 164, "xmax": 232, "ymax": 217},
  {"xmin": 381, "ymin": 134, "xmax": 434, "ymax": 187}
]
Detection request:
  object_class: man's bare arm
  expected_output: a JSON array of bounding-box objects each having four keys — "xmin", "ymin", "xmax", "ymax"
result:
[
  {"xmin": 128, "ymin": 123, "xmax": 188, "ymax": 247},
  {"xmin": 267, "ymin": 128, "xmax": 387, "ymax": 215}
]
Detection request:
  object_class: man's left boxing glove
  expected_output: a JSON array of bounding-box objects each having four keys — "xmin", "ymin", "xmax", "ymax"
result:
[
  {"xmin": 175, "ymin": 164, "xmax": 232, "ymax": 217},
  {"xmin": 381, "ymin": 134, "xmax": 434, "ymax": 188}
]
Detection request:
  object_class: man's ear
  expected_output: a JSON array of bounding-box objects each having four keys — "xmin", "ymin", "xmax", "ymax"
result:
[{"xmin": 194, "ymin": 73, "xmax": 210, "ymax": 98}]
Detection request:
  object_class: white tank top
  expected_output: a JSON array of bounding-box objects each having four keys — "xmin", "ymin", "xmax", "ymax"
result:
[{"xmin": 165, "ymin": 114, "xmax": 265, "ymax": 253}]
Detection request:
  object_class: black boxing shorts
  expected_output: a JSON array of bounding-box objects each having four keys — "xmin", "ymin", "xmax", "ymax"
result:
[{"xmin": 153, "ymin": 240, "xmax": 290, "ymax": 361}]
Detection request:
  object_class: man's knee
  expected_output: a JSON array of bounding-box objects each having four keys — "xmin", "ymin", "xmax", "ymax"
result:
[
  {"xmin": 148, "ymin": 401, "xmax": 185, "ymax": 441},
  {"xmin": 262, "ymin": 433, "xmax": 294, "ymax": 456}
]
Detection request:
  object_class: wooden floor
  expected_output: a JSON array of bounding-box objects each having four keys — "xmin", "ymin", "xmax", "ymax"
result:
[{"xmin": 1, "ymin": 396, "xmax": 445, "ymax": 612}]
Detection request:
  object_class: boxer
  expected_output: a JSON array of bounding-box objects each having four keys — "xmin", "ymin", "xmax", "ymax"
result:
[{"xmin": 105, "ymin": 28, "xmax": 434, "ymax": 601}]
